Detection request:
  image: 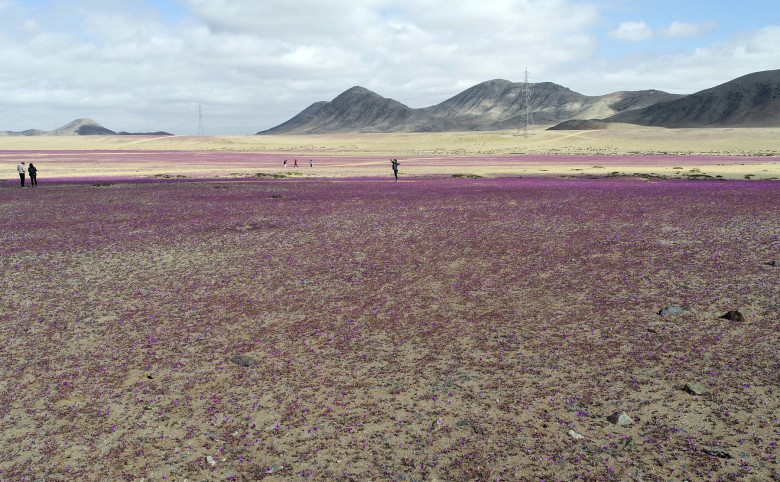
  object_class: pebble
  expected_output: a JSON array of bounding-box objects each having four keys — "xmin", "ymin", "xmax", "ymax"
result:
[
  {"xmin": 606, "ymin": 411, "xmax": 633, "ymax": 426},
  {"xmin": 568, "ymin": 429, "xmax": 585, "ymax": 440},
  {"xmin": 658, "ymin": 306, "xmax": 686, "ymax": 316},
  {"xmin": 703, "ymin": 448, "xmax": 732, "ymax": 459},
  {"xmin": 206, "ymin": 456, "xmax": 217, "ymax": 467},
  {"xmin": 683, "ymin": 382, "xmax": 706, "ymax": 395},
  {"xmin": 230, "ymin": 354, "xmax": 257, "ymax": 367},
  {"xmin": 719, "ymin": 310, "xmax": 745, "ymax": 322}
]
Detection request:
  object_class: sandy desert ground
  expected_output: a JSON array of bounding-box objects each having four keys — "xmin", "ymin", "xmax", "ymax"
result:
[
  {"xmin": 1, "ymin": 127, "xmax": 779, "ymax": 180},
  {"xmin": 1, "ymin": 129, "xmax": 779, "ymax": 481}
]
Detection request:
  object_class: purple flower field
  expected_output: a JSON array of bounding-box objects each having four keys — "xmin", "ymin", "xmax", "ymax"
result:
[
  {"xmin": 1, "ymin": 176, "xmax": 778, "ymax": 480},
  {"xmin": 3, "ymin": 150, "xmax": 777, "ymax": 181}
]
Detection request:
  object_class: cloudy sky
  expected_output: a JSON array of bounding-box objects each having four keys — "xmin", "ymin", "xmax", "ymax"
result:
[{"xmin": 1, "ymin": 0, "xmax": 777, "ymax": 135}]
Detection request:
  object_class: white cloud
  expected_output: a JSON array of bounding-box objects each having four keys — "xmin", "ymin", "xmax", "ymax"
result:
[
  {"xmin": 561, "ymin": 25, "xmax": 780, "ymax": 95},
  {"xmin": 660, "ymin": 20, "xmax": 717, "ymax": 39},
  {"xmin": 609, "ymin": 21, "xmax": 654, "ymax": 41},
  {"xmin": 0, "ymin": 1, "xmax": 777, "ymax": 134},
  {"xmin": 609, "ymin": 19, "xmax": 717, "ymax": 42}
]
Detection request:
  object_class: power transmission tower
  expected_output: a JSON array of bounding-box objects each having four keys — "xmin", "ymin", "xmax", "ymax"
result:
[
  {"xmin": 197, "ymin": 104, "xmax": 205, "ymax": 136},
  {"xmin": 517, "ymin": 67, "xmax": 535, "ymax": 137}
]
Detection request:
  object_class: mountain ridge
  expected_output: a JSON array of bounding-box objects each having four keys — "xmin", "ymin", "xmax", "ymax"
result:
[
  {"xmin": 258, "ymin": 70, "xmax": 780, "ymax": 134},
  {"xmin": 0, "ymin": 118, "xmax": 173, "ymax": 137},
  {"xmin": 602, "ymin": 69, "xmax": 780, "ymax": 127}
]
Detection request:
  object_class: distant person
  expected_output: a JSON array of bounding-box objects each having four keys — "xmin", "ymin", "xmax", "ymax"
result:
[
  {"xmin": 284, "ymin": 159, "xmax": 287, "ymax": 168},
  {"xmin": 294, "ymin": 159, "xmax": 298, "ymax": 168},
  {"xmin": 309, "ymin": 159, "xmax": 313, "ymax": 168},
  {"xmin": 17, "ymin": 161, "xmax": 26, "ymax": 187},
  {"xmin": 28, "ymin": 163, "xmax": 37, "ymax": 187},
  {"xmin": 390, "ymin": 158, "xmax": 399, "ymax": 181}
]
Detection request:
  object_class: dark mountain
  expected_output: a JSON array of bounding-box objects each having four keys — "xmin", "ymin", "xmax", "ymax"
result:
[
  {"xmin": 261, "ymin": 87, "xmax": 423, "ymax": 134},
  {"xmin": 601, "ymin": 69, "xmax": 780, "ymax": 128},
  {"xmin": 258, "ymin": 80, "xmax": 681, "ymax": 134},
  {"xmin": 0, "ymin": 118, "xmax": 173, "ymax": 136},
  {"xmin": 50, "ymin": 119, "xmax": 116, "ymax": 136},
  {"xmin": 118, "ymin": 131, "xmax": 174, "ymax": 136}
]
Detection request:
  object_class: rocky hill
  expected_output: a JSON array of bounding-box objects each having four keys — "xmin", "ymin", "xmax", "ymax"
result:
[
  {"xmin": 0, "ymin": 118, "xmax": 172, "ymax": 136},
  {"xmin": 600, "ymin": 69, "xmax": 780, "ymax": 128},
  {"xmin": 258, "ymin": 81, "xmax": 681, "ymax": 134},
  {"xmin": 260, "ymin": 70, "xmax": 780, "ymax": 134}
]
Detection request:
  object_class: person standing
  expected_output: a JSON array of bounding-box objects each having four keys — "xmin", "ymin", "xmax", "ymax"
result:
[
  {"xmin": 309, "ymin": 159, "xmax": 313, "ymax": 168},
  {"xmin": 284, "ymin": 159, "xmax": 287, "ymax": 168},
  {"xmin": 17, "ymin": 161, "xmax": 26, "ymax": 187},
  {"xmin": 28, "ymin": 163, "xmax": 38, "ymax": 187},
  {"xmin": 294, "ymin": 159, "xmax": 298, "ymax": 168},
  {"xmin": 390, "ymin": 158, "xmax": 399, "ymax": 181}
]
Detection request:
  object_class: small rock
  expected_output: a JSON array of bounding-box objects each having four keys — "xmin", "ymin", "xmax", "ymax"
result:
[
  {"xmin": 623, "ymin": 436, "xmax": 634, "ymax": 450},
  {"xmin": 703, "ymin": 448, "xmax": 732, "ymax": 459},
  {"xmin": 206, "ymin": 455, "xmax": 217, "ymax": 467},
  {"xmin": 230, "ymin": 354, "xmax": 257, "ymax": 367},
  {"xmin": 769, "ymin": 260, "xmax": 779, "ymax": 267},
  {"xmin": 606, "ymin": 412, "xmax": 634, "ymax": 426},
  {"xmin": 568, "ymin": 429, "xmax": 585, "ymax": 440},
  {"xmin": 431, "ymin": 419, "xmax": 445, "ymax": 430},
  {"xmin": 658, "ymin": 306, "xmax": 686, "ymax": 316},
  {"xmin": 267, "ymin": 465, "xmax": 284, "ymax": 474},
  {"xmin": 683, "ymin": 382, "xmax": 706, "ymax": 395},
  {"xmin": 719, "ymin": 310, "xmax": 745, "ymax": 322}
]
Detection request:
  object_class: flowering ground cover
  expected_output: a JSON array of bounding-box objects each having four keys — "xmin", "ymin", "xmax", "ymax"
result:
[
  {"xmin": 2, "ymin": 150, "xmax": 778, "ymax": 180},
  {"xmin": 1, "ymin": 176, "xmax": 778, "ymax": 480}
]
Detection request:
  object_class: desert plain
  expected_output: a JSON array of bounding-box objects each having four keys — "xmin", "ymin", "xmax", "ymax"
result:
[{"xmin": 1, "ymin": 127, "xmax": 779, "ymax": 481}]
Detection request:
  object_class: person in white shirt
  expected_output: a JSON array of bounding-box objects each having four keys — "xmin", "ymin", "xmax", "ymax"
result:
[{"xmin": 17, "ymin": 162, "xmax": 26, "ymax": 188}]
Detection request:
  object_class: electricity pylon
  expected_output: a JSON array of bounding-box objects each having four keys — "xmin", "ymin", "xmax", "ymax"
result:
[
  {"xmin": 517, "ymin": 67, "xmax": 535, "ymax": 137},
  {"xmin": 197, "ymin": 104, "xmax": 205, "ymax": 136}
]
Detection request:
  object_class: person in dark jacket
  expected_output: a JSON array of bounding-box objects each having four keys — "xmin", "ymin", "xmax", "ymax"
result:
[
  {"xmin": 28, "ymin": 163, "xmax": 38, "ymax": 187},
  {"xmin": 390, "ymin": 158, "xmax": 399, "ymax": 181}
]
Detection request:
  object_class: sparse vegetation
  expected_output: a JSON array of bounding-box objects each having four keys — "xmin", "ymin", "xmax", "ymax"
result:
[
  {"xmin": 452, "ymin": 173, "xmax": 483, "ymax": 178},
  {"xmin": 1, "ymin": 177, "xmax": 778, "ymax": 480}
]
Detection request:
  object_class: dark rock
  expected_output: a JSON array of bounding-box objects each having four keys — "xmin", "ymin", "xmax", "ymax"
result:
[
  {"xmin": 719, "ymin": 310, "xmax": 745, "ymax": 322},
  {"xmin": 769, "ymin": 260, "xmax": 779, "ymax": 267},
  {"xmin": 703, "ymin": 448, "xmax": 732, "ymax": 459},
  {"xmin": 230, "ymin": 354, "xmax": 257, "ymax": 367}
]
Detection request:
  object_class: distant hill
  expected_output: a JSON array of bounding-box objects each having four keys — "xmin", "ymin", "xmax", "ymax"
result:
[
  {"xmin": 260, "ymin": 70, "xmax": 780, "ymax": 134},
  {"xmin": 257, "ymin": 80, "xmax": 681, "ymax": 134},
  {"xmin": 0, "ymin": 118, "xmax": 173, "ymax": 136},
  {"xmin": 117, "ymin": 131, "xmax": 174, "ymax": 136},
  {"xmin": 600, "ymin": 69, "xmax": 780, "ymax": 128}
]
